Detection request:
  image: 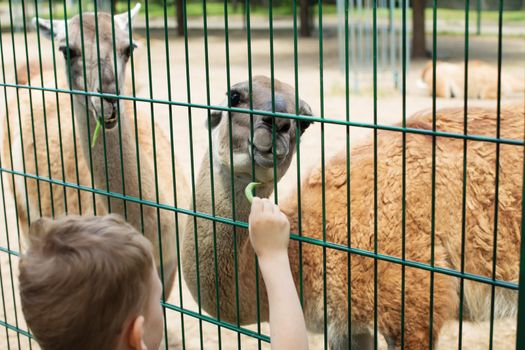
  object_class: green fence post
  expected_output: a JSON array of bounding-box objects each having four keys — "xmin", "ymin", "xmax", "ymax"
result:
[{"xmin": 517, "ymin": 157, "xmax": 525, "ymax": 349}]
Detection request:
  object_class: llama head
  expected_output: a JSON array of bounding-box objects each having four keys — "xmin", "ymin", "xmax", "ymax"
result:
[
  {"xmin": 208, "ymin": 76, "xmax": 313, "ymax": 183},
  {"xmin": 34, "ymin": 3, "xmax": 141, "ymax": 129}
]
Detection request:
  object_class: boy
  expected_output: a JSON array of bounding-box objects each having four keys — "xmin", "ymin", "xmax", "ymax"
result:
[
  {"xmin": 19, "ymin": 199, "xmax": 308, "ymax": 350},
  {"xmin": 19, "ymin": 215, "xmax": 164, "ymax": 350}
]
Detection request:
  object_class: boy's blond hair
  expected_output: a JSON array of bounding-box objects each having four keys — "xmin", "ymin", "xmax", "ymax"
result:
[{"xmin": 19, "ymin": 215, "xmax": 154, "ymax": 350}]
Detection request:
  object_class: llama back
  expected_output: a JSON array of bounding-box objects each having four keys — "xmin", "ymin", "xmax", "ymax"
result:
[{"xmin": 282, "ymin": 106, "xmax": 523, "ymax": 345}]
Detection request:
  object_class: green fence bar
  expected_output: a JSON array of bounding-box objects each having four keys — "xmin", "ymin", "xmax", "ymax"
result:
[
  {"xmin": 0, "ymin": 1, "xmax": 524, "ymax": 349},
  {"xmin": 517, "ymin": 154, "xmax": 525, "ymax": 350}
]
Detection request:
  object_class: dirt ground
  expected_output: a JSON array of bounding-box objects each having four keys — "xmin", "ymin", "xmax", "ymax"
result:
[{"xmin": 0, "ymin": 25, "xmax": 523, "ymax": 350}]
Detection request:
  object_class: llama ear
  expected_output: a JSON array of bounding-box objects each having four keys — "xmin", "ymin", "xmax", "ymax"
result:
[
  {"xmin": 207, "ymin": 110, "xmax": 222, "ymax": 129},
  {"xmin": 114, "ymin": 3, "xmax": 141, "ymax": 32},
  {"xmin": 33, "ymin": 18, "xmax": 67, "ymax": 40},
  {"xmin": 298, "ymin": 99, "xmax": 313, "ymax": 134}
]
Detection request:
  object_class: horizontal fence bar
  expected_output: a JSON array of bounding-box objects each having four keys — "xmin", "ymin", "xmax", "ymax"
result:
[
  {"xmin": 0, "ymin": 246, "xmax": 20, "ymax": 257},
  {"xmin": 1, "ymin": 83, "xmax": 523, "ymax": 146},
  {"xmin": 1, "ymin": 166, "xmax": 518, "ymax": 291},
  {"xmin": 162, "ymin": 302, "xmax": 271, "ymax": 343},
  {"xmin": 0, "ymin": 320, "xmax": 32, "ymax": 339}
]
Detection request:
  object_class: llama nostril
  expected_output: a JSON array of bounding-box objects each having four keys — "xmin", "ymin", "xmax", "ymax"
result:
[
  {"xmin": 279, "ymin": 120, "xmax": 290, "ymax": 133},
  {"xmin": 103, "ymin": 97, "xmax": 118, "ymax": 105},
  {"xmin": 97, "ymin": 89, "xmax": 119, "ymax": 105},
  {"xmin": 262, "ymin": 116, "xmax": 274, "ymax": 127}
]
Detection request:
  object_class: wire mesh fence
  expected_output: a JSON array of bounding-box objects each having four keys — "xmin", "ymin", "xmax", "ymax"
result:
[{"xmin": 0, "ymin": 0, "xmax": 524, "ymax": 349}]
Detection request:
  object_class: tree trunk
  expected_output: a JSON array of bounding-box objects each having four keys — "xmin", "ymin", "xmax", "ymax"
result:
[
  {"xmin": 300, "ymin": 0, "xmax": 311, "ymax": 37},
  {"xmin": 176, "ymin": 0, "xmax": 184, "ymax": 36},
  {"xmin": 96, "ymin": 0, "xmax": 111, "ymax": 12},
  {"xmin": 411, "ymin": 0, "xmax": 427, "ymax": 58}
]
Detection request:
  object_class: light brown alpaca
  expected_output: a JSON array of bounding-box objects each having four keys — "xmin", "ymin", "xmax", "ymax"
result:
[
  {"xmin": 420, "ymin": 60, "xmax": 524, "ymax": 99},
  {"xmin": 280, "ymin": 106, "xmax": 523, "ymax": 349},
  {"xmin": 2, "ymin": 5, "xmax": 188, "ymax": 295},
  {"xmin": 182, "ymin": 76, "xmax": 313, "ymax": 323},
  {"xmin": 183, "ymin": 95, "xmax": 522, "ymax": 348}
]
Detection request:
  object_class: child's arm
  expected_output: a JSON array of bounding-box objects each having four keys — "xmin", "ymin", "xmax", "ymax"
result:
[{"xmin": 249, "ymin": 198, "xmax": 308, "ymax": 350}]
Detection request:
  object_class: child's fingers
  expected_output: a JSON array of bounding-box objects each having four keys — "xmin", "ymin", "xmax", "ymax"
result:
[
  {"xmin": 250, "ymin": 197, "xmax": 263, "ymax": 214},
  {"xmin": 262, "ymin": 198, "xmax": 274, "ymax": 213}
]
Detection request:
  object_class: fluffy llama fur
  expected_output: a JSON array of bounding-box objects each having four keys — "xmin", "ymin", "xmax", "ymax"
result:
[
  {"xmin": 420, "ymin": 60, "xmax": 524, "ymax": 99},
  {"xmin": 2, "ymin": 59, "xmax": 188, "ymax": 294},
  {"xmin": 280, "ymin": 106, "xmax": 523, "ymax": 349}
]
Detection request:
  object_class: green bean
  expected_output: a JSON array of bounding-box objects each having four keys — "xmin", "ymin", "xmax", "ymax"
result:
[
  {"xmin": 245, "ymin": 182, "xmax": 261, "ymax": 204},
  {"xmin": 91, "ymin": 118, "xmax": 102, "ymax": 148}
]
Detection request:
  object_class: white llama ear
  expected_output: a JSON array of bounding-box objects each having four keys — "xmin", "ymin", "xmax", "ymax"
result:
[
  {"xmin": 207, "ymin": 96, "xmax": 229, "ymax": 129},
  {"xmin": 32, "ymin": 18, "xmax": 68, "ymax": 40},
  {"xmin": 114, "ymin": 3, "xmax": 141, "ymax": 32}
]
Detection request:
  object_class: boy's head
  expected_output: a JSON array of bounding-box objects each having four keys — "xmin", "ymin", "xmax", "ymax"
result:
[{"xmin": 19, "ymin": 215, "xmax": 164, "ymax": 350}]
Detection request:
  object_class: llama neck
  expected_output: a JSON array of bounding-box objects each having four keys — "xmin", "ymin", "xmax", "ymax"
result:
[
  {"xmin": 73, "ymin": 97, "xmax": 141, "ymax": 220},
  {"xmin": 198, "ymin": 151, "xmax": 275, "ymax": 224}
]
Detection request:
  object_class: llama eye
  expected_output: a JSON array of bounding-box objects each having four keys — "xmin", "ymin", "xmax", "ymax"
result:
[
  {"xmin": 58, "ymin": 45, "xmax": 79, "ymax": 60},
  {"xmin": 229, "ymin": 90, "xmax": 241, "ymax": 106},
  {"xmin": 122, "ymin": 43, "xmax": 137, "ymax": 59}
]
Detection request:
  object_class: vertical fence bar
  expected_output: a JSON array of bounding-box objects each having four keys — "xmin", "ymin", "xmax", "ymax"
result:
[
  {"xmin": 292, "ymin": 0, "xmax": 305, "ymax": 314},
  {"xmin": 33, "ymin": 0, "xmax": 55, "ymax": 220},
  {"xmin": 141, "ymin": 1, "xmax": 169, "ymax": 349},
  {"xmin": 8, "ymin": 0, "xmax": 33, "ymax": 247},
  {"xmin": 109, "ymin": 0, "xmax": 129, "ymax": 221},
  {"xmin": 160, "ymin": 0, "xmax": 184, "ymax": 347},
  {"xmin": 0, "ymin": 11, "xmax": 25, "ymax": 284},
  {"xmin": 517, "ymin": 152, "xmax": 525, "ymax": 350},
  {"xmin": 21, "ymin": 0, "xmax": 44, "ymax": 222},
  {"xmin": 45, "ymin": 0, "xmax": 70, "ymax": 215},
  {"xmin": 372, "ymin": 1, "xmax": 379, "ymax": 348},
  {"xmin": 269, "ymin": 0, "xmax": 279, "ymax": 204},
  {"xmin": 429, "ymin": 1, "xmax": 438, "ymax": 349},
  {"xmin": 457, "ymin": 2, "xmax": 470, "ymax": 349},
  {"xmin": 400, "ymin": 0, "xmax": 407, "ymax": 347},
  {"xmin": 316, "ymin": 1, "xmax": 328, "ymax": 348},
  {"xmin": 75, "ymin": 0, "xmax": 96, "ymax": 216},
  {"xmin": 125, "ymin": 0, "xmax": 145, "ymax": 237},
  {"xmin": 6, "ymin": 0, "xmax": 35, "ymax": 345},
  {"xmin": 344, "ymin": 0, "xmax": 353, "ymax": 345},
  {"xmin": 0, "ymin": 39, "xmax": 24, "ymax": 350},
  {"xmin": 2, "ymin": 0, "xmax": 524, "ymax": 348},
  {"xmin": 244, "ymin": 0, "xmax": 262, "ymax": 346},
  {"xmin": 222, "ymin": 1, "xmax": 243, "ymax": 349},
  {"xmin": 181, "ymin": 0, "xmax": 205, "ymax": 347},
  {"xmin": 93, "ymin": 0, "xmax": 113, "ymax": 212},
  {"xmin": 169, "ymin": 0, "xmax": 187, "ymax": 342},
  {"xmin": 489, "ymin": 1, "xmax": 504, "ymax": 348},
  {"xmin": 137, "ymin": 2, "xmax": 171, "ymax": 348},
  {"xmin": 201, "ymin": 0, "xmax": 222, "ymax": 348}
]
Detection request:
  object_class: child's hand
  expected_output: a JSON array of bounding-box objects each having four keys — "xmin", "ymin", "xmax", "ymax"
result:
[
  {"xmin": 248, "ymin": 197, "xmax": 290, "ymax": 260},
  {"xmin": 249, "ymin": 199, "xmax": 309, "ymax": 350}
]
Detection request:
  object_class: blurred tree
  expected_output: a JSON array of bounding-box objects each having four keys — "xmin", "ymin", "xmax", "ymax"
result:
[
  {"xmin": 412, "ymin": 0, "xmax": 428, "ymax": 57},
  {"xmin": 176, "ymin": 0, "xmax": 183, "ymax": 35},
  {"xmin": 300, "ymin": 0, "xmax": 311, "ymax": 36},
  {"xmin": 96, "ymin": 0, "xmax": 111, "ymax": 12}
]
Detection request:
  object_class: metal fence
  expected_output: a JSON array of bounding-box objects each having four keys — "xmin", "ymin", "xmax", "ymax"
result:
[{"xmin": 0, "ymin": 0, "xmax": 524, "ymax": 349}]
